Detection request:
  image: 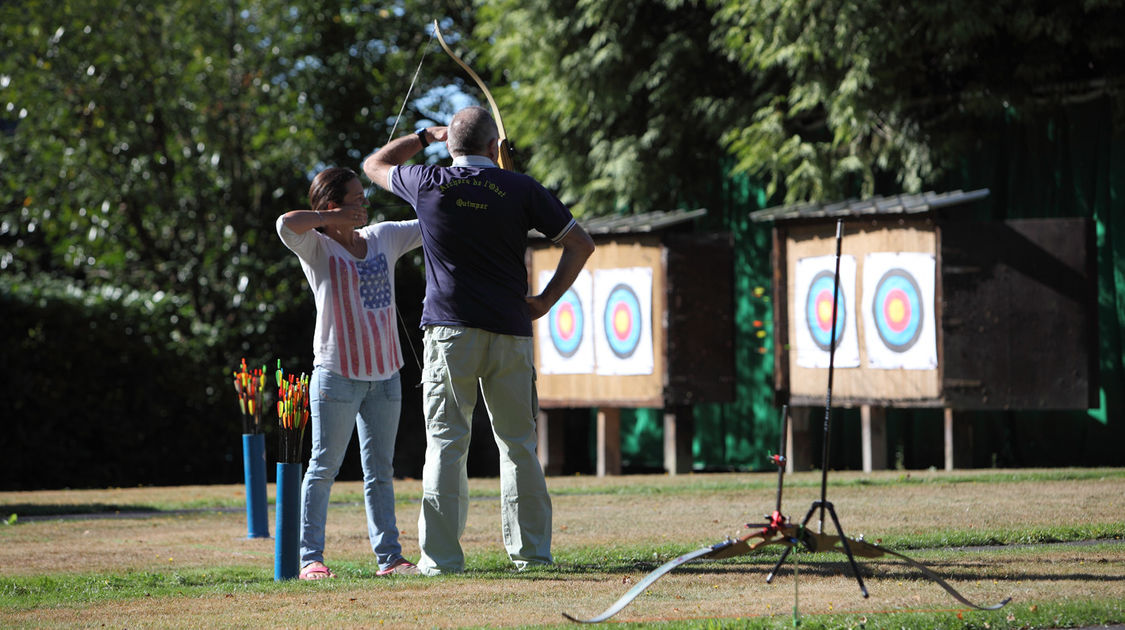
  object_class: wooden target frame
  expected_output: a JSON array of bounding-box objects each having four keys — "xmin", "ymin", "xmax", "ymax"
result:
[
  {"xmin": 530, "ymin": 235, "xmax": 668, "ymax": 408},
  {"xmin": 777, "ymin": 217, "xmax": 942, "ymax": 406},
  {"xmin": 772, "ymin": 215, "xmax": 1097, "ymax": 410},
  {"xmin": 528, "ymin": 231, "xmax": 735, "ymax": 410}
]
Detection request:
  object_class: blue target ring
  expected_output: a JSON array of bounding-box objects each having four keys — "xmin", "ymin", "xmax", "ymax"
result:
[
  {"xmin": 805, "ymin": 270, "xmax": 846, "ymax": 352},
  {"xmin": 872, "ymin": 268, "xmax": 923, "ymax": 352},
  {"xmin": 603, "ymin": 283, "xmax": 642, "ymax": 359},
  {"xmin": 548, "ymin": 289, "xmax": 584, "ymax": 358}
]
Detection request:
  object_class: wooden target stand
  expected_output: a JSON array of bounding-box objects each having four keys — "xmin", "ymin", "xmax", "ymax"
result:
[
  {"xmin": 528, "ymin": 211, "xmax": 735, "ymax": 476},
  {"xmin": 754, "ymin": 191, "xmax": 1098, "ymax": 471}
]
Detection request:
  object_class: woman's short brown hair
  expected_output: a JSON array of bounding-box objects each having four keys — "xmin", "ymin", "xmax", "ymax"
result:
[{"xmin": 308, "ymin": 167, "xmax": 358, "ymax": 211}]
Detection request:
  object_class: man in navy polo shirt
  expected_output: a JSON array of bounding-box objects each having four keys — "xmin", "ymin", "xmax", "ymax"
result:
[{"xmin": 364, "ymin": 106, "xmax": 594, "ymax": 575}]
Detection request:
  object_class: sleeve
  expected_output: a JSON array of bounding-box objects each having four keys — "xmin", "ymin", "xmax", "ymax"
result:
[
  {"xmin": 389, "ymin": 164, "xmax": 423, "ymax": 207},
  {"xmin": 276, "ymin": 215, "xmax": 323, "ymax": 264},
  {"xmin": 548, "ymin": 217, "xmax": 578, "ymax": 243},
  {"xmin": 527, "ymin": 180, "xmax": 577, "ymax": 243},
  {"xmin": 397, "ymin": 219, "xmax": 423, "ymax": 255},
  {"xmin": 367, "ymin": 219, "xmax": 423, "ymax": 260}
]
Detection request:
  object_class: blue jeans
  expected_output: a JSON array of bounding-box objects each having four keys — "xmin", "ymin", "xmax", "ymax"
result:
[{"xmin": 300, "ymin": 366, "xmax": 405, "ymax": 571}]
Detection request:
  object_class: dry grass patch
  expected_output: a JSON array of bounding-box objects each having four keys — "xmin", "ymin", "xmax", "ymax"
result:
[
  {"xmin": 2, "ymin": 468, "xmax": 1123, "ymax": 628},
  {"xmin": 4, "ymin": 544, "xmax": 1123, "ymax": 629}
]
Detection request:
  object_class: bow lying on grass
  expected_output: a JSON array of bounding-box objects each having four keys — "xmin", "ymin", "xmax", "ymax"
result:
[
  {"xmin": 563, "ymin": 510, "xmax": 1011, "ymax": 623},
  {"xmin": 563, "ymin": 403, "xmax": 1011, "ymax": 624}
]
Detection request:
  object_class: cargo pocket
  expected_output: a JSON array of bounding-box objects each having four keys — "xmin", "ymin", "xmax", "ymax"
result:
[{"xmin": 421, "ymin": 365, "xmax": 447, "ymax": 430}]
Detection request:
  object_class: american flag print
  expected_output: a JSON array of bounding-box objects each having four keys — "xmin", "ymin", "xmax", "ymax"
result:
[{"xmin": 328, "ymin": 253, "xmax": 401, "ymax": 379}]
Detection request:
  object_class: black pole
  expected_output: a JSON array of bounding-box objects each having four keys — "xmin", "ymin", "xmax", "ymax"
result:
[
  {"xmin": 775, "ymin": 404, "xmax": 788, "ymax": 514},
  {"xmin": 818, "ymin": 219, "xmax": 844, "ymax": 530}
]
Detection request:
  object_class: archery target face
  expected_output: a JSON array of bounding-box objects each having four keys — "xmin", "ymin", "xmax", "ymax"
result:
[
  {"xmin": 806, "ymin": 270, "xmax": 847, "ymax": 352},
  {"xmin": 549, "ymin": 288, "xmax": 585, "ymax": 357},
  {"xmin": 594, "ymin": 267, "xmax": 654, "ymax": 375},
  {"xmin": 536, "ymin": 269, "xmax": 594, "ymax": 374},
  {"xmin": 862, "ymin": 252, "xmax": 937, "ymax": 369},
  {"xmin": 872, "ymin": 269, "xmax": 923, "ymax": 351},
  {"xmin": 793, "ymin": 254, "xmax": 860, "ymax": 368},
  {"xmin": 604, "ymin": 283, "xmax": 642, "ymax": 358}
]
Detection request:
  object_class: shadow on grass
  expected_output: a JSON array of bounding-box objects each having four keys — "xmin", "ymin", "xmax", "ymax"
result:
[
  {"xmin": 2, "ymin": 503, "xmax": 246, "ymax": 521},
  {"xmin": 3, "ymin": 503, "xmax": 160, "ymax": 517}
]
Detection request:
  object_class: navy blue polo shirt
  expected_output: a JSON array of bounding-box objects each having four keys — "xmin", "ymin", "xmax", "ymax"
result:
[{"xmin": 391, "ymin": 156, "xmax": 576, "ymax": 337}]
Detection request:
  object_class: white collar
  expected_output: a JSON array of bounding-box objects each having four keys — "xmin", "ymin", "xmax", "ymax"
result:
[{"xmin": 452, "ymin": 155, "xmax": 497, "ymax": 167}]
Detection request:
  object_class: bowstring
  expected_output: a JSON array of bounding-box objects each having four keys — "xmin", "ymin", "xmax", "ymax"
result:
[
  {"xmin": 385, "ymin": 26, "xmax": 435, "ymax": 379},
  {"xmin": 385, "ymin": 29, "xmax": 433, "ymax": 145}
]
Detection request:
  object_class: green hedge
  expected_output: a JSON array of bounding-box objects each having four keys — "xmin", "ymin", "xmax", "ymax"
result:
[{"xmin": 1, "ymin": 276, "xmax": 250, "ymax": 489}]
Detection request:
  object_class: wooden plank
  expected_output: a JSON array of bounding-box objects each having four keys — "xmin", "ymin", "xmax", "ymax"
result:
[
  {"xmin": 536, "ymin": 409, "xmax": 566, "ymax": 476},
  {"xmin": 773, "ymin": 225, "xmax": 790, "ymax": 404},
  {"xmin": 861, "ymin": 405, "xmax": 887, "ymax": 472},
  {"xmin": 944, "ymin": 408, "xmax": 954, "ymax": 471},
  {"xmin": 664, "ymin": 234, "xmax": 736, "ymax": 405},
  {"xmin": 663, "ymin": 405, "xmax": 694, "ymax": 475},
  {"xmin": 943, "ymin": 408, "xmax": 975, "ymax": 469},
  {"xmin": 787, "ymin": 407, "xmax": 815, "ymax": 471},
  {"xmin": 596, "ymin": 408, "xmax": 622, "ymax": 476},
  {"xmin": 940, "ymin": 218, "xmax": 1096, "ymax": 409}
]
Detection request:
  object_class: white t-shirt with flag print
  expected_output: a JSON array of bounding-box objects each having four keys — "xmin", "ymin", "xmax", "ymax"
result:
[{"xmin": 277, "ymin": 217, "xmax": 422, "ymax": 381}]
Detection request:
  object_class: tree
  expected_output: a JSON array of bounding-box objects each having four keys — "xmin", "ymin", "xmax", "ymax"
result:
[
  {"xmin": 709, "ymin": 0, "xmax": 1125, "ymax": 202},
  {"xmin": 473, "ymin": 0, "xmax": 1125, "ymax": 209},
  {"xmin": 475, "ymin": 0, "xmax": 759, "ymax": 216},
  {"xmin": 0, "ymin": 0, "xmax": 466, "ymax": 487},
  {"xmin": 0, "ymin": 0, "xmax": 458, "ymax": 352}
]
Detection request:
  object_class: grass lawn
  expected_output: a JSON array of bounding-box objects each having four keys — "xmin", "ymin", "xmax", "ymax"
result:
[{"xmin": 1, "ymin": 468, "xmax": 1123, "ymax": 629}]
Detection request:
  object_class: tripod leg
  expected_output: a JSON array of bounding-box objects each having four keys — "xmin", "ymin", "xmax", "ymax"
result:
[
  {"xmin": 766, "ymin": 501, "xmax": 819, "ymax": 583},
  {"xmin": 825, "ymin": 502, "xmax": 869, "ymax": 598},
  {"xmin": 766, "ymin": 548, "xmax": 792, "ymax": 584}
]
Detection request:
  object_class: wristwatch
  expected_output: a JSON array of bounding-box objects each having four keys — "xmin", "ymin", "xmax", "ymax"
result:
[{"xmin": 416, "ymin": 129, "xmax": 429, "ymax": 148}]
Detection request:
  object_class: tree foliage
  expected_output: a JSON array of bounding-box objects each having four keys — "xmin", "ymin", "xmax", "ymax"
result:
[
  {"xmin": 709, "ymin": 0, "xmax": 1125, "ymax": 202},
  {"xmin": 0, "ymin": 0, "xmax": 462, "ymax": 488},
  {"xmin": 474, "ymin": 0, "xmax": 1125, "ymax": 209},
  {"xmin": 476, "ymin": 0, "xmax": 759, "ymax": 216},
  {"xmin": 0, "ymin": 0, "xmax": 458, "ymax": 351}
]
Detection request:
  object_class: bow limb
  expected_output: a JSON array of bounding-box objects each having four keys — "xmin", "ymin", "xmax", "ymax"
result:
[
  {"xmin": 432, "ymin": 20, "xmax": 514, "ymax": 170},
  {"xmin": 796, "ymin": 531, "xmax": 1011, "ymax": 611},
  {"xmin": 563, "ymin": 530, "xmax": 800, "ymax": 623},
  {"xmin": 562, "ymin": 543, "xmax": 718, "ymax": 624},
  {"xmin": 877, "ymin": 545, "xmax": 1012, "ymax": 611}
]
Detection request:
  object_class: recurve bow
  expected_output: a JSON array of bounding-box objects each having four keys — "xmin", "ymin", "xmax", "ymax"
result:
[
  {"xmin": 432, "ymin": 20, "xmax": 514, "ymax": 171},
  {"xmin": 564, "ymin": 517, "xmax": 1011, "ymax": 624},
  {"xmin": 563, "ymin": 405, "xmax": 1011, "ymax": 623}
]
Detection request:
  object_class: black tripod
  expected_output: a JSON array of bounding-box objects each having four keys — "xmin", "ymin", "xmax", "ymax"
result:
[{"xmin": 765, "ymin": 218, "xmax": 869, "ymax": 598}]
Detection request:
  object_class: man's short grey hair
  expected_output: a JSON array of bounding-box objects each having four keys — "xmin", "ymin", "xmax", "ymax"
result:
[{"xmin": 447, "ymin": 106, "xmax": 498, "ymax": 157}]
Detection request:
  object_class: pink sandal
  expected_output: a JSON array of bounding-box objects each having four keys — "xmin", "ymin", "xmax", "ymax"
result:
[{"xmin": 299, "ymin": 562, "xmax": 336, "ymax": 580}]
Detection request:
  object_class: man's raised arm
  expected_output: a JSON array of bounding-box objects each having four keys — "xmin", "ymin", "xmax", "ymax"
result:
[{"xmin": 363, "ymin": 126, "xmax": 448, "ymax": 191}]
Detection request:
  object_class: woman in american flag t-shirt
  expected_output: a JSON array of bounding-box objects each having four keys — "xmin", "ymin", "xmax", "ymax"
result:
[{"xmin": 276, "ymin": 167, "xmax": 422, "ymax": 579}]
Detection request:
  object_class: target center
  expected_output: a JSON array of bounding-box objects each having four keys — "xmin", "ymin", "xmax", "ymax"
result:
[
  {"xmin": 816, "ymin": 292, "xmax": 837, "ymax": 330},
  {"xmin": 884, "ymin": 289, "xmax": 911, "ymax": 332},
  {"xmin": 557, "ymin": 306, "xmax": 575, "ymax": 339},
  {"xmin": 612, "ymin": 304, "xmax": 632, "ymax": 340}
]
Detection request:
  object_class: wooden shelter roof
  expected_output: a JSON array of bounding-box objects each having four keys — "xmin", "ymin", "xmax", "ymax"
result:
[
  {"xmin": 533, "ymin": 208, "xmax": 708, "ymax": 239},
  {"xmin": 749, "ymin": 189, "xmax": 989, "ymax": 223}
]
